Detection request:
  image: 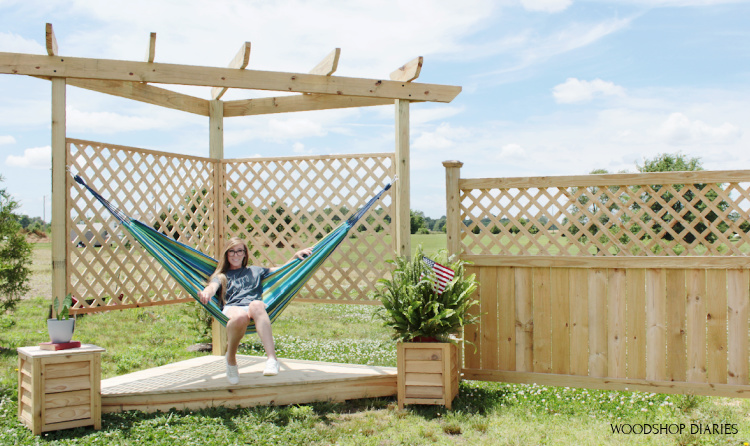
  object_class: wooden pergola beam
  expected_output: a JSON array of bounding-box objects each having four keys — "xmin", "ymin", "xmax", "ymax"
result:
[
  {"xmin": 0, "ymin": 52, "xmax": 461, "ymax": 102},
  {"xmin": 145, "ymin": 32, "xmax": 156, "ymax": 63},
  {"xmin": 45, "ymin": 23, "xmax": 58, "ymax": 56},
  {"xmin": 390, "ymin": 56, "xmax": 423, "ymax": 82},
  {"xmin": 224, "ymin": 93, "xmax": 395, "ymax": 117},
  {"xmin": 66, "ymin": 78, "xmax": 210, "ymax": 115},
  {"xmin": 211, "ymin": 41, "xmax": 251, "ymax": 100},
  {"xmin": 309, "ymin": 48, "xmax": 340, "ymax": 76}
]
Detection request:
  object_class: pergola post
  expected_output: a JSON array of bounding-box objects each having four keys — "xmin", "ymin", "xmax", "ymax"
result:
[
  {"xmin": 443, "ymin": 160, "xmax": 463, "ymax": 258},
  {"xmin": 394, "ymin": 99, "xmax": 411, "ymax": 258},
  {"xmin": 209, "ymin": 99, "xmax": 228, "ymax": 356},
  {"xmin": 51, "ymin": 78, "xmax": 67, "ymax": 311}
]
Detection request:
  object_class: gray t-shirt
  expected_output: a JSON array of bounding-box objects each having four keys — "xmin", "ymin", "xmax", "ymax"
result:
[{"xmin": 211, "ymin": 266, "xmax": 271, "ymax": 307}]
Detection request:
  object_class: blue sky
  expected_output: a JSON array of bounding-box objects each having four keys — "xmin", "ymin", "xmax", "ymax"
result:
[{"xmin": 1, "ymin": 0, "xmax": 749, "ymax": 219}]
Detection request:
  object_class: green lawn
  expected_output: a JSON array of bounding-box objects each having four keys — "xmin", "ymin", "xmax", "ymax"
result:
[{"xmin": 2, "ymin": 239, "xmax": 750, "ymax": 445}]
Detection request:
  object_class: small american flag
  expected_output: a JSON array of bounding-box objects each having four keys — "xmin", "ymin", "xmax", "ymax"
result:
[{"xmin": 422, "ymin": 256, "xmax": 455, "ymax": 294}]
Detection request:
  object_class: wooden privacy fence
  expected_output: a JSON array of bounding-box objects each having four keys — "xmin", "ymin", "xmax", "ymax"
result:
[
  {"xmin": 67, "ymin": 139, "xmax": 394, "ymax": 313},
  {"xmin": 443, "ymin": 161, "xmax": 750, "ymax": 397}
]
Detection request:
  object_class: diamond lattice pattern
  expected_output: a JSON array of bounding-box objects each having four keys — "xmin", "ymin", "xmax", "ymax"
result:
[
  {"xmin": 460, "ymin": 181, "xmax": 750, "ymax": 256},
  {"xmin": 67, "ymin": 140, "xmax": 395, "ymax": 312},
  {"xmin": 223, "ymin": 154, "xmax": 394, "ymax": 302}
]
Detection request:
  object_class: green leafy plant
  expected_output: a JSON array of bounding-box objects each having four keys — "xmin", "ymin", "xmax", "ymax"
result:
[
  {"xmin": 375, "ymin": 246, "xmax": 479, "ymax": 343},
  {"xmin": 49, "ymin": 293, "xmax": 73, "ymax": 320}
]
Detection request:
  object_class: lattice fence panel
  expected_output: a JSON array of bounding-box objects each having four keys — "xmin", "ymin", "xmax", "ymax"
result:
[
  {"xmin": 460, "ymin": 174, "xmax": 750, "ymax": 256},
  {"xmin": 67, "ymin": 139, "xmax": 216, "ymax": 312},
  {"xmin": 222, "ymin": 153, "xmax": 394, "ymax": 303}
]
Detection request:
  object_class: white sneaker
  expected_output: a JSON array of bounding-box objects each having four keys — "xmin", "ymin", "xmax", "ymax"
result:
[
  {"xmin": 263, "ymin": 358, "xmax": 279, "ymax": 376},
  {"xmin": 226, "ymin": 359, "xmax": 240, "ymax": 385}
]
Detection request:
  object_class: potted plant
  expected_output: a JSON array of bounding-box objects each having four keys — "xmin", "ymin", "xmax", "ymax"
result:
[
  {"xmin": 375, "ymin": 247, "xmax": 479, "ymax": 409},
  {"xmin": 47, "ymin": 293, "xmax": 75, "ymax": 344}
]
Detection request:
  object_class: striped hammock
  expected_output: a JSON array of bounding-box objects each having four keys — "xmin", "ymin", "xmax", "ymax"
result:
[{"xmin": 73, "ymin": 174, "xmax": 391, "ymax": 334}]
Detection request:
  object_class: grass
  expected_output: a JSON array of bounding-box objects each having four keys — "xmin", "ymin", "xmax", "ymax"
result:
[{"xmin": 3, "ymin": 238, "xmax": 750, "ymax": 445}]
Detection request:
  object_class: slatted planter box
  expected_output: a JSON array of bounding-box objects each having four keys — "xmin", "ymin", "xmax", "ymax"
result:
[
  {"xmin": 397, "ymin": 342, "xmax": 459, "ymax": 409},
  {"xmin": 17, "ymin": 345, "xmax": 105, "ymax": 435}
]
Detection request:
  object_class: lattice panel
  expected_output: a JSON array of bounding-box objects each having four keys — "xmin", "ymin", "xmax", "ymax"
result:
[
  {"xmin": 222, "ymin": 154, "xmax": 394, "ymax": 302},
  {"xmin": 67, "ymin": 139, "xmax": 216, "ymax": 312},
  {"xmin": 461, "ymin": 179, "xmax": 750, "ymax": 256}
]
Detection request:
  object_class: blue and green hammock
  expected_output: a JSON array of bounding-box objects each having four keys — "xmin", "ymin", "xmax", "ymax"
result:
[{"xmin": 73, "ymin": 174, "xmax": 391, "ymax": 334}]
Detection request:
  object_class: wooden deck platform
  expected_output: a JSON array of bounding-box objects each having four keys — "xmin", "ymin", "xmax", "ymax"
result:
[{"xmin": 100, "ymin": 355, "xmax": 397, "ymax": 413}]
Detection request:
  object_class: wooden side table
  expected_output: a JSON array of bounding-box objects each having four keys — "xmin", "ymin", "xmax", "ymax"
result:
[{"xmin": 17, "ymin": 344, "xmax": 105, "ymax": 435}]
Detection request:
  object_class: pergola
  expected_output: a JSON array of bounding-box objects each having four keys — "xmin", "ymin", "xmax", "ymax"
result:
[{"xmin": 0, "ymin": 23, "xmax": 462, "ymax": 316}]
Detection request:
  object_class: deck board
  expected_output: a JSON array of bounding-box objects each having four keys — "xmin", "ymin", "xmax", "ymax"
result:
[{"xmin": 101, "ymin": 355, "xmax": 397, "ymax": 413}]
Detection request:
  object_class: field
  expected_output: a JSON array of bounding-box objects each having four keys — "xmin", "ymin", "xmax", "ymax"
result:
[{"xmin": 2, "ymin": 238, "xmax": 750, "ymax": 445}]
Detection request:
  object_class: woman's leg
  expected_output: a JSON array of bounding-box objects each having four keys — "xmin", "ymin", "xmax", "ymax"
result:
[
  {"xmin": 224, "ymin": 306, "xmax": 250, "ymax": 366},
  {"xmin": 247, "ymin": 300, "xmax": 276, "ymax": 360}
]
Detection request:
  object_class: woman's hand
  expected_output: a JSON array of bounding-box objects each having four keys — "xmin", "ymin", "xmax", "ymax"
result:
[
  {"xmin": 197, "ymin": 289, "xmax": 211, "ymax": 304},
  {"xmin": 293, "ymin": 247, "xmax": 313, "ymax": 260}
]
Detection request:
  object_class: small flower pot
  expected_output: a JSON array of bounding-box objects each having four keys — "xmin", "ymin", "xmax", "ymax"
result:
[{"xmin": 47, "ymin": 318, "xmax": 75, "ymax": 344}]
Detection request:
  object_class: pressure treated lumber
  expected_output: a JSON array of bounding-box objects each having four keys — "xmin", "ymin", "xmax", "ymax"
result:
[
  {"xmin": 211, "ymin": 41, "xmax": 251, "ymax": 100},
  {"xmin": 0, "ymin": 52, "xmax": 462, "ymax": 102},
  {"xmin": 101, "ymin": 355, "xmax": 396, "ymax": 413},
  {"xmin": 145, "ymin": 32, "xmax": 156, "ymax": 63},
  {"xmin": 66, "ymin": 78, "xmax": 209, "ymax": 115},
  {"xmin": 309, "ymin": 48, "xmax": 340, "ymax": 76},
  {"xmin": 223, "ymin": 94, "xmax": 393, "ymax": 117},
  {"xmin": 45, "ymin": 23, "xmax": 57, "ymax": 56},
  {"xmin": 390, "ymin": 56, "xmax": 423, "ymax": 82}
]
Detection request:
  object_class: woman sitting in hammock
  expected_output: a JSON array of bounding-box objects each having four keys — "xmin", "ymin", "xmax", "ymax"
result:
[{"xmin": 198, "ymin": 237, "xmax": 312, "ymax": 384}]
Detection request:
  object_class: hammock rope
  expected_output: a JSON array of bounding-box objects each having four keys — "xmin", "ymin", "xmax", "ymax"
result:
[{"xmin": 73, "ymin": 174, "xmax": 391, "ymax": 334}]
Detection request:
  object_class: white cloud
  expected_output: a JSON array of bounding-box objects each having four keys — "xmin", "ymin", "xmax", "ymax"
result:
[
  {"xmin": 6, "ymin": 145, "xmax": 50, "ymax": 169},
  {"xmin": 520, "ymin": 0, "xmax": 573, "ymax": 13},
  {"xmin": 412, "ymin": 123, "xmax": 472, "ymax": 152},
  {"xmin": 498, "ymin": 143, "xmax": 526, "ymax": 159},
  {"xmin": 658, "ymin": 112, "xmax": 741, "ymax": 145},
  {"xmin": 553, "ymin": 78, "xmax": 626, "ymax": 103},
  {"xmin": 0, "ymin": 31, "xmax": 45, "ymax": 54},
  {"xmin": 606, "ymin": 0, "xmax": 745, "ymax": 6},
  {"xmin": 56, "ymin": 0, "xmax": 496, "ymax": 78},
  {"xmin": 475, "ymin": 17, "xmax": 635, "ymax": 78},
  {"xmin": 0, "ymin": 135, "xmax": 16, "ymax": 145},
  {"xmin": 66, "ymin": 107, "xmax": 171, "ymax": 134}
]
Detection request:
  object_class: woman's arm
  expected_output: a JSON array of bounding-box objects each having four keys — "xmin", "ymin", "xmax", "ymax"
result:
[
  {"xmin": 268, "ymin": 247, "xmax": 313, "ymax": 273},
  {"xmin": 197, "ymin": 281, "xmax": 220, "ymax": 304}
]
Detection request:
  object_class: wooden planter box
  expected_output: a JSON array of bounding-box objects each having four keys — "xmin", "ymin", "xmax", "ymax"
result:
[
  {"xmin": 397, "ymin": 342, "xmax": 459, "ymax": 409},
  {"xmin": 17, "ymin": 345, "xmax": 105, "ymax": 435}
]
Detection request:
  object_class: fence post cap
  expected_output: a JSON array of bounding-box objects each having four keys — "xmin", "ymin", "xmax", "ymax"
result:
[{"xmin": 442, "ymin": 160, "xmax": 463, "ymax": 168}]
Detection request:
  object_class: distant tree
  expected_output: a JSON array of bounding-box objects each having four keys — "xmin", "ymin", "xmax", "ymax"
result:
[
  {"xmin": 410, "ymin": 210, "xmax": 426, "ymax": 234},
  {"xmin": 0, "ymin": 175, "xmax": 32, "ymax": 313},
  {"xmin": 637, "ymin": 153, "xmax": 702, "ymax": 173}
]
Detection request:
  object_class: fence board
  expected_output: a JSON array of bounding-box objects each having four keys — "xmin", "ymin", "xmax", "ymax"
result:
[
  {"xmin": 607, "ymin": 269, "xmax": 626, "ymax": 379},
  {"xmin": 464, "ymin": 265, "xmax": 480, "ymax": 370},
  {"xmin": 646, "ymin": 269, "xmax": 666, "ymax": 381},
  {"xmin": 532, "ymin": 268, "xmax": 551, "ymax": 373},
  {"xmin": 497, "ymin": 267, "xmax": 516, "ymax": 371},
  {"xmin": 588, "ymin": 269, "xmax": 608, "ymax": 378},
  {"xmin": 626, "ymin": 269, "xmax": 646, "ymax": 379},
  {"xmin": 550, "ymin": 267, "xmax": 570, "ymax": 375},
  {"xmin": 514, "ymin": 267, "xmax": 533, "ymax": 372},
  {"xmin": 686, "ymin": 269, "xmax": 707, "ymax": 383},
  {"xmin": 706, "ymin": 269, "xmax": 727, "ymax": 384},
  {"xmin": 727, "ymin": 269, "xmax": 749, "ymax": 385},
  {"xmin": 569, "ymin": 269, "xmax": 589, "ymax": 376},
  {"xmin": 666, "ymin": 269, "xmax": 687, "ymax": 382},
  {"xmin": 479, "ymin": 267, "xmax": 499, "ymax": 370}
]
